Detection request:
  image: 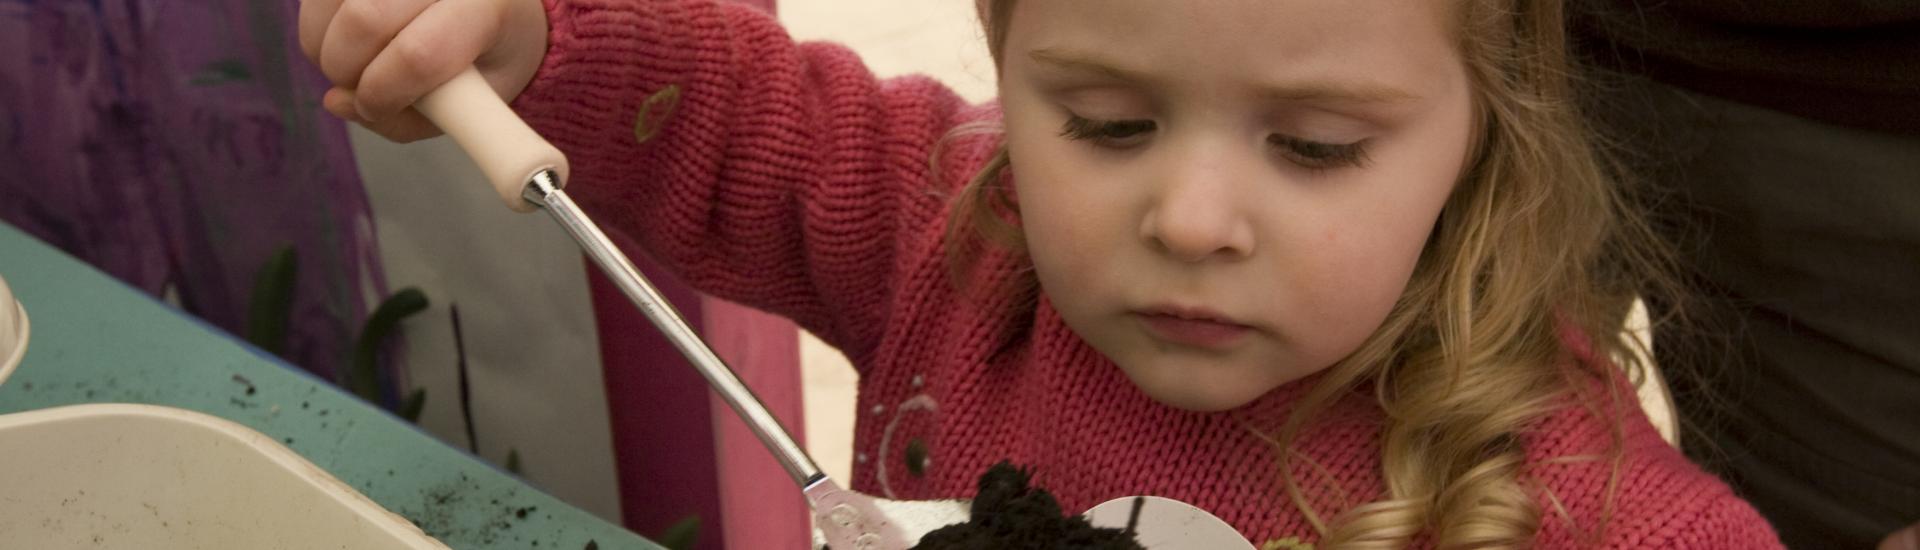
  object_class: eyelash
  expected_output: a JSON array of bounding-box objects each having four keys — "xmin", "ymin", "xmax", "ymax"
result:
[
  {"xmin": 1268, "ymin": 135, "xmax": 1370, "ymax": 170},
  {"xmin": 1059, "ymin": 115, "xmax": 1155, "ymax": 145},
  {"xmin": 1058, "ymin": 115, "xmax": 1370, "ymax": 170}
]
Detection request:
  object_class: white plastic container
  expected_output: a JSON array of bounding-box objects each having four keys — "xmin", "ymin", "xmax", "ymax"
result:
[
  {"xmin": 0, "ymin": 272, "xmax": 26, "ymax": 385},
  {"xmin": 0, "ymin": 403, "xmax": 450, "ymax": 549}
]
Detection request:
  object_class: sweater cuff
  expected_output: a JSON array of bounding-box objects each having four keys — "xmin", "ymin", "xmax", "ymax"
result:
[
  {"xmin": 510, "ymin": 0, "xmax": 725, "ymax": 138},
  {"xmin": 510, "ymin": 0, "xmax": 577, "ymax": 119}
]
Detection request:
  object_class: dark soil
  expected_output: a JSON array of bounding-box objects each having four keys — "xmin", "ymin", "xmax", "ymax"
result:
[{"xmin": 907, "ymin": 461, "xmax": 1145, "ymax": 550}]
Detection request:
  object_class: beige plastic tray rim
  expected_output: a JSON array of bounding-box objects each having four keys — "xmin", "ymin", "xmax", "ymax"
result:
[{"xmin": 0, "ymin": 403, "xmax": 451, "ymax": 549}]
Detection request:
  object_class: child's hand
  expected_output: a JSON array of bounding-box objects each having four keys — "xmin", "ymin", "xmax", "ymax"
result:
[{"xmin": 298, "ymin": 0, "xmax": 549, "ymax": 143}]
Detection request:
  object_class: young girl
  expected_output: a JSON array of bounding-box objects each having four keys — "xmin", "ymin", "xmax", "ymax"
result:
[{"xmin": 301, "ymin": 0, "xmax": 1783, "ymax": 546}]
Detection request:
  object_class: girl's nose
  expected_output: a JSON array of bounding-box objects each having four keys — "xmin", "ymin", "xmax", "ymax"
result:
[{"xmin": 1139, "ymin": 150, "xmax": 1257, "ymax": 263}]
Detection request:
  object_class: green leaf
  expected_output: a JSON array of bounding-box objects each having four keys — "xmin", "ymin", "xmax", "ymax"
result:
[
  {"xmin": 655, "ymin": 516, "xmax": 701, "ymax": 550},
  {"xmin": 505, "ymin": 449, "xmax": 522, "ymax": 475},
  {"xmin": 349, "ymin": 288, "xmax": 429, "ymax": 405},
  {"xmin": 245, "ymin": 246, "xmax": 297, "ymax": 357},
  {"xmin": 633, "ymin": 84, "xmax": 682, "ymax": 144},
  {"xmin": 399, "ymin": 388, "xmax": 427, "ymax": 423}
]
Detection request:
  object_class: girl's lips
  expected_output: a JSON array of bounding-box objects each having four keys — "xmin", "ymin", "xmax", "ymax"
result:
[{"xmin": 1133, "ymin": 308, "xmax": 1253, "ymax": 348}]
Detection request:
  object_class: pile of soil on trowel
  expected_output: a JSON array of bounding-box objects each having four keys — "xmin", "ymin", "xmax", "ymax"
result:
[{"xmin": 908, "ymin": 461, "xmax": 1145, "ymax": 550}]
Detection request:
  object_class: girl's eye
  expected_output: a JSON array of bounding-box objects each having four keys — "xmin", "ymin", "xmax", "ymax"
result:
[
  {"xmin": 1269, "ymin": 135, "xmax": 1369, "ymax": 170},
  {"xmin": 1059, "ymin": 115, "xmax": 1156, "ymax": 147}
]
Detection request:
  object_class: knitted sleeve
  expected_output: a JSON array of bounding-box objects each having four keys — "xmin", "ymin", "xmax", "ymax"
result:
[
  {"xmin": 1525, "ymin": 373, "xmax": 1786, "ymax": 548},
  {"xmin": 509, "ymin": 0, "xmax": 983, "ymax": 360},
  {"xmin": 1600, "ymin": 469, "xmax": 1785, "ymax": 549}
]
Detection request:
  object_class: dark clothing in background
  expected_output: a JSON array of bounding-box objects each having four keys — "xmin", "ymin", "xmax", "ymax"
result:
[
  {"xmin": 1574, "ymin": 0, "xmax": 1920, "ymax": 133},
  {"xmin": 1573, "ymin": 2, "xmax": 1920, "ymax": 548}
]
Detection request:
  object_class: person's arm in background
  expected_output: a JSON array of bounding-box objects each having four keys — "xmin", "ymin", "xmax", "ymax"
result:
[{"xmin": 1569, "ymin": 2, "xmax": 1920, "ymax": 548}]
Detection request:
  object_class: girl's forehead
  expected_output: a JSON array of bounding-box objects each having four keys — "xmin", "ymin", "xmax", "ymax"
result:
[
  {"xmin": 1001, "ymin": 0, "xmax": 1465, "ymax": 104},
  {"xmin": 1003, "ymin": 0, "xmax": 1457, "ymax": 51}
]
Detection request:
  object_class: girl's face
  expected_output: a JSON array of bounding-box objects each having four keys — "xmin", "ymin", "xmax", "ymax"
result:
[{"xmin": 1000, "ymin": 0, "xmax": 1476, "ymax": 411}]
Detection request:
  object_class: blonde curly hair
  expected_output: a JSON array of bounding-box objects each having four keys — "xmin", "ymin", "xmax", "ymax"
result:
[{"xmin": 944, "ymin": 0, "xmax": 1676, "ymax": 547}]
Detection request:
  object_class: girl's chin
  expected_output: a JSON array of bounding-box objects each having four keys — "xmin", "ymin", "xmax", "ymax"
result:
[
  {"xmin": 1113, "ymin": 351, "xmax": 1328, "ymax": 412},
  {"xmin": 1117, "ymin": 362, "xmax": 1278, "ymax": 412}
]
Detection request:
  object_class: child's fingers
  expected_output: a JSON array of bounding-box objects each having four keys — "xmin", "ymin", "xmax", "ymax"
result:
[
  {"xmin": 321, "ymin": 87, "xmax": 364, "ymax": 123},
  {"xmin": 364, "ymin": 109, "xmax": 446, "ymax": 143},
  {"xmin": 296, "ymin": 0, "xmax": 343, "ymax": 66},
  {"xmin": 318, "ymin": 0, "xmax": 438, "ymax": 89},
  {"xmin": 354, "ymin": 0, "xmax": 502, "ymax": 122},
  {"xmin": 324, "ymin": 87, "xmax": 443, "ymax": 143}
]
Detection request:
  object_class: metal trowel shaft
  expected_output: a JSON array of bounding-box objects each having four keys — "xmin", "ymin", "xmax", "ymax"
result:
[{"xmin": 415, "ymin": 68, "xmax": 824, "ymax": 489}]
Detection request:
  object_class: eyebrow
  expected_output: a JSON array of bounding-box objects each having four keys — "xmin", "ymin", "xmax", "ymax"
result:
[{"xmin": 1028, "ymin": 48, "xmax": 1422, "ymax": 105}]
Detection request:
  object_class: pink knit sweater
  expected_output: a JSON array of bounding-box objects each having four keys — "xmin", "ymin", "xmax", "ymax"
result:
[{"xmin": 512, "ymin": 0, "xmax": 1782, "ymax": 546}]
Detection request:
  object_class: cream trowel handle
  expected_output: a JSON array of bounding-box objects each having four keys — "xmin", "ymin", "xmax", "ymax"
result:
[{"xmin": 415, "ymin": 67, "xmax": 569, "ymax": 212}]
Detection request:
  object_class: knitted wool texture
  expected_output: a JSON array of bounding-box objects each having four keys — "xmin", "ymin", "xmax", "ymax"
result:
[{"xmin": 511, "ymin": 0, "xmax": 1783, "ymax": 547}]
